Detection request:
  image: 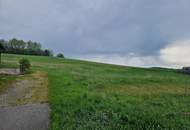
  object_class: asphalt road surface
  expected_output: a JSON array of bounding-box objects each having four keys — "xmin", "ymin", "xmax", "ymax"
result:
[{"xmin": 0, "ymin": 103, "xmax": 49, "ymax": 130}]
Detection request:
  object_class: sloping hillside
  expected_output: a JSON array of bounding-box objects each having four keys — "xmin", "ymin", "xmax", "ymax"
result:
[{"xmin": 1, "ymin": 54, "xmax": 190, "ymax": 130}]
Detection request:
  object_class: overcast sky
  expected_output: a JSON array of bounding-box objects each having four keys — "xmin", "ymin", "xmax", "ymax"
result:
[{"xmin": 0, "ymin": 0, "xmax": 190, "ymax": 67}]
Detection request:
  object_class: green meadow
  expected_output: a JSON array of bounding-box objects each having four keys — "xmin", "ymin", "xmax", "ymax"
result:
[{"xmin": 1, "ymin": 54, "xmax": 190, "ymax": 130}]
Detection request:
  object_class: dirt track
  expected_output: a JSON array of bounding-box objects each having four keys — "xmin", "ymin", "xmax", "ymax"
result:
[{"xmin": 0, "ymin": 72, "xmax": 49, "ymax": 130}]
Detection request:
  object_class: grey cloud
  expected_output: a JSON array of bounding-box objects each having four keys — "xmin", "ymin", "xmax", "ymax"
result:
[{"xmin": 0, "ymin": 0, "xmax": 190, "ymax": 66}]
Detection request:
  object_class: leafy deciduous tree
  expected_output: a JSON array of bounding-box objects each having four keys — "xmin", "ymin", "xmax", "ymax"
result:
[{"xmin": 0, "ymin": 42, "xmax": 5, "ymax": 64}]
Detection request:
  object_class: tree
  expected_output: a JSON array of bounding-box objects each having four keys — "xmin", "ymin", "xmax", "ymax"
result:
[
  {"xmin": 0, "ymin": 38, "xmax": 55, "ymax": 57},
  {"xmin": 0, "ymin": 42, "xmax": 5, "ymax": 64},
  {"xmin": 27, "ymin": 40, "xmax": 41, "ymax": 51},
  {"xmin": 9, "ymin": 38, "xmax": 18, "ymax": 49},
  {"xmin": 17, "ymin": 40, "xmax": 26, "ymax": 49},
  {"xmin": 56, "ymin": 53, "xmax": 64, "ymax": 58},
  {"xmin": 44, "ymin": 49, "xmax": 53, "ymax": 56},
  {"xmin": 9, "ymin": 39, "xmax": 27, "ymax": 50}
]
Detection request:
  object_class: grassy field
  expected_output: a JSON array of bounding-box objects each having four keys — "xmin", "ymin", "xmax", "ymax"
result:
[{"xmin": 1, "ymin": 53, "xmax": 190, "ymax": 130}]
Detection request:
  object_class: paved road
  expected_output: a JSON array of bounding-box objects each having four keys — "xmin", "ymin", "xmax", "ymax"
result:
[
  {"xmin": 0, "ymin": 104, "xmax": 49, "ymax": 130},
  {"xmin": 0, "ymin": 72, "xmax": 49, "ymax": 130}
]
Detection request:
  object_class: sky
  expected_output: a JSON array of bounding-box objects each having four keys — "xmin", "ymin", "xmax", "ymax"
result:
[{"xmin": 0, "ymin": 0, "xmax": 190, "ymax": 67}]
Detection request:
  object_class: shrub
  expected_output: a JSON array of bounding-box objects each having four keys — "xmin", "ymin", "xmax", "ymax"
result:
[
  {"xmin": 19, "ymin": 58, "xmax": 31, "ymax": 73},
  {"xmin": 56, "ymin": 53, "xmax": 64, "ymax": 58}
]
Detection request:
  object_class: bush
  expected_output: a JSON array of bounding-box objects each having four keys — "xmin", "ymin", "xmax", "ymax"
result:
[
  {"xmin": 19, "ymin": 58, "xmax": 31, "ymax": 73},
  {"xmin": 57, "ymin": 53, "xmax": 64, "ymax": 58}
]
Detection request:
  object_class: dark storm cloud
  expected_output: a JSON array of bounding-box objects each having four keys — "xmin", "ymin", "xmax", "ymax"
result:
[{"xmin": 0, "ymin": 0, "xmax": 190, "ymax": 66}]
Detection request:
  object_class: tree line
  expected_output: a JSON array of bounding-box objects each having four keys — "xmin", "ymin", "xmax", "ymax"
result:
[{"xmin": 0, "ymin": 38, "xmax": 53, "ymax": 56}]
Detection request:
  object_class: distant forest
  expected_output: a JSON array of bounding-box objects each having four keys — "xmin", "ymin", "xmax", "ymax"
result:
[{"xmin": 0, "ymin": 38, "xmax": 53, "ymax": 56}]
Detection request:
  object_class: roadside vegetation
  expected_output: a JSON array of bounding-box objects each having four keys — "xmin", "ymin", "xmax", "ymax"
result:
[
  {"xmin": 0, "ymin": 53, "xmax": 16, "ymax": 93},
  {"xmin": 1, "ymin": 53, "xmax": 190, "ymax": 130},
  {"xmin": 0, "ymin": 74, "xmax": 16, "ymax": 93},
  {"xmin": 19, "ymin": 58, "xmax": 31, "ymax": 73}
]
